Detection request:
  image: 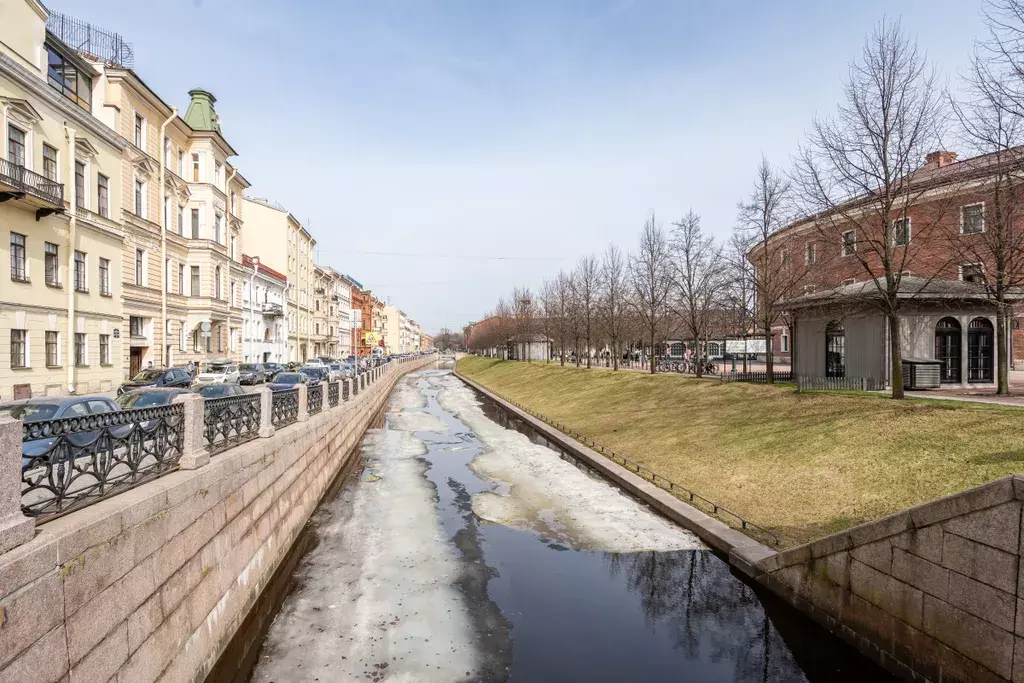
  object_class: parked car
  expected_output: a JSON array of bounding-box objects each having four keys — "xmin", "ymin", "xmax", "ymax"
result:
[
  {"xmin": 4, "ymin": 396, "xmax": 122, "ymax": 470},
  {"xmin": 117, "ymin": 367, "xmax": 193, "ymax": 395},
  {"xmin": 195, "ymin": 359, "xmax": 240, "ymax": 385},
  {"xmin": 194, "ymin": 384, "xmax": 248, "ymax": 399},
  {"xmin": 299, "ymin": 366, "xmax": 327, "ymax": 385},
  {"xmin": 237, "ymin": 364, "xmax": 267, "ymax": 385},
  {"xmin": 268, "ymin": 372, "xmax": 308, "ymax": 391},
  {"xmin": 263, "ymin": 362, "xmax": 285, "ymax": 380},
  {"xmin": 326, "ymin": 363, "xmax": 348, "ymax": 382},
  {"xmin": 114, "ymin": 387, "xmax": 193, "ymax": 408}
]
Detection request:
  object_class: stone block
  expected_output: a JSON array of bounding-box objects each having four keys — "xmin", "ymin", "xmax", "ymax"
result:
[
  {"xmin": 809, "ymin": 551, "xmax": 850, "ymax": 589},
  {"xmin": 0, "ymin": 625, "xmax": 68, "ymax": 683},
  {"xmin": 160, "ymin": 554, "xmax": 202, "ymax": 617},
  {"xmin": 127, "ymin": 592, "xmax": 163, "ymax": 655},
  {"xmin": 0, "ymin": 536, "xmax": 57, "ymax": 598},
  {"xmin": 841, "ymin": 590, "xmax": 896, "ymax": 652},
  {"xmin": 942, "ymin": 501, "xmax": 1021, "ymax": 554},
  {"xmin": 66, "ymin": 557, "xmax": 155, "ymax": 664},
  {"xmin": 848, "ymin": 510, "xmax": 912, "ymax": 547},
  {"xmin": 116, "ymin": 604, "xmax": 190, "ymax": 683},
  {"xmin": 0, "ymin": 571, "xmax": 65, "ymax": 669},
  {"xmin": 256, "ymin": 386, "xmax": 274, "ymax": 438},
  {"xmin": 922, "ymin": 594, "xmax": 1014, "ymax": 679},
  {"xmin": 69, "ymin": 622, "xmax": 127, "ymax": 683},
  {"xmin": 912, "ymin": 477, "xmax": 1016, "ymax": 529},
  {"xmin": 62, "ymin": 526, "xmax": 136, "ymax": 616},
  {"xmin": 173, "ymin": 393, "xmax": 209, "ymax": 470},
  {"xmin": 944, "ymin": 570, "xmax": 1016, "ymax": 632},
  {"xmin": 116, "ymin": 485, "xmax": 169, "ymax": 531},
  {"xmin": 130, "ymin": 509, "xmax": 168, "ymax": 565},
  {"xmin": 943, "ymin": 532, "xmax": 1018, "ymax": 594},
  {"xmin": 150, "ymin": 531, "xmax": 187, "ymax": 589},
  {"xmin": 849, "ymin": 559, "xmax": 924, "ymax": 629},
  {"xmin": 1015, "ymin": 636, "xmax": 1024, "ymax": 683},
  {"xmin": 850, "ymin": 538, "xmax": 892, "ymax": 573},
  {"xmin": 891, "ymin": 524, "xmax": 943, "ymax": 564},
  {"xmin": 50, "ymin": 503, "xmax": 123, "ymax": 564},
  {"xmin": 892, "ymin": 548, "xmax": 949, "ymax": 600}
]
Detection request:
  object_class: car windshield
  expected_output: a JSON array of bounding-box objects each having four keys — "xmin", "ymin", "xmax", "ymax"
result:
[
  {"xmin": 115, "ymin": 392, "xmax": 173, "ymax": 408},
  {"xmin": 132, "ymin": 370, "xmax": 164, "ymax": 381},
  {"xmin": 0, "ymin": 403, "xmax": 59, "ymax": 421},
  {"xmin": 202, "ymin": 364, "xmax": 230, "ymax": 373},
  {"xmin": 329, "ymin": 364, "xmax": 341, "ymax": 370},
  {"xmin": 300, "ymin": 368, "xmax": 319, "ymax": 377},
  {"xmin": 239, "ymin": 364, "xmax": 258, "ymax": 371},
  {"xmin": 275, "ymin": 373, "xmax": 302, "ymax": 384},
  {"xmin": 197, "ymin": 385, "xmax": 230, "ymax": 397}
]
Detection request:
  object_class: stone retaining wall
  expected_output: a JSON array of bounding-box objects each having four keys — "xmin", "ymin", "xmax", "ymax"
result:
[{"xmin": 0, "ymin": 357, "xmax": 435, "ymax": 683}]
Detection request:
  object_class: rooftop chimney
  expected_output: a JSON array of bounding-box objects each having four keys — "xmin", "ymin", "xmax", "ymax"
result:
[{"xmin": 924, "ymin": 150, "xmax": 958, "ymax": 168}]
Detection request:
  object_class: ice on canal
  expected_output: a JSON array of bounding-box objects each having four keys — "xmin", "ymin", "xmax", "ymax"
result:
[{"xmin": 250, "ymin": 369, "xmax": 894, "ymax": 683}]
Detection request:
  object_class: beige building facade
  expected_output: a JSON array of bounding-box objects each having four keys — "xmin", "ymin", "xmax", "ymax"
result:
[{"xmin": 0, "ymin": 0, "xmax": 127, "ymax": 398}]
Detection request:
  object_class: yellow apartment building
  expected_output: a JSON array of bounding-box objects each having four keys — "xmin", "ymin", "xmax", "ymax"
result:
[
  {"xmin": 243, "ymin": 197, "xmax": 315, "ymax": 362},
  {"xmin": 0, "ymin": 0, "xmax": 126, "ymax": 398}
]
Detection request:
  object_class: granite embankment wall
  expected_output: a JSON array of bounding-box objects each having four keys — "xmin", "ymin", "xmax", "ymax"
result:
[
  {"xmin": 458, "ymin": 367, "xmax": 1024, "ymax": 683},
  {"xmin": 0, "ymin": 357, "xmax": 434, "ymax": 683}
]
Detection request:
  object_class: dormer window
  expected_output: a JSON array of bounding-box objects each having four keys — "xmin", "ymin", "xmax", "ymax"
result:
[{"xmin": 45, "ymin": 42, "xmax": 92, "ymax": 111}]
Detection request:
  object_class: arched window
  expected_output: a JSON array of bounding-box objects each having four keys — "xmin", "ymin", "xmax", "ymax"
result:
[
  {"xmin": 934, "ymin": 317, "xmax": 961, "ymax": 383},
  {"xmin": 968, "ymin": 317, "xmax": 994, "ymax": 383},
  {"xmin": 825, "ymin": 320, "xmax": 845, "ymax": 378}
]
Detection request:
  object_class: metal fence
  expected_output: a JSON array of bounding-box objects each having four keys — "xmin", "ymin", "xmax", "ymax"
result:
[
  {"xmin": 720, "ymin": 370, "xmax": 794, "ymax": 384},
  {"xmin": 46, "ymin": 11, "xmax": 135, "ymax": 67},
  {"xmin": 203, "ymin": 393, "xmax": 261, "ymax": 454},
  {"xmin": 271, "ymin": 388, "xmax": 299, "ymax": 427},
  {"xmin": 471, "ymin": 384, "xmax": 780, "ymax": 546},
  {"xmin": 308, "ymin": 384, "xmax": 324, "ymax": 415},
  {"xmin": 796, "ymin": 376, "xmax": 885, "ymax": 392},
  {"xmin": 0, "ymin": 158, "xmax": 64, "ymax": 207},
  {"xmin": 328, "ymin": 382, "xmax": 340, "ymax": 407},
  {"xmin": 342, "ymin": 380, "xmax": 350, "ymax": 401},
  {"xmin": 21, "ymin": 404, "xmax": 184, "ymax": 521}
]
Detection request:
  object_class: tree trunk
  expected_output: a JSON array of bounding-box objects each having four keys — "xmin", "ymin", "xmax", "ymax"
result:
[
  {"xmin": 649, "ymin": 330, "xmax": 656, "ymax": 374},
  {"xmin": 612, "ymin": 339, "xmax": 619, "ymax": 371},
  {"xmin": 997, "ymin": 303, "xmax": 1010, "ymax": 395},
  {"xmin": 888, "ymin": 312, "xmax": 905, "ymax": 399},
  {"xmin": 764, "ymin": 319, "xmax": 774, "ymax": 384},
  {"xmin": 586, "ymin": 332, "xmax": 592, "ymax": 368}
]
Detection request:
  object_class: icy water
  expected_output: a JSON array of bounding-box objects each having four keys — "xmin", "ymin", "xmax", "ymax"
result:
[{"xmin": 250, "ymin": 369, "xmax": 895, "ymax": 683}]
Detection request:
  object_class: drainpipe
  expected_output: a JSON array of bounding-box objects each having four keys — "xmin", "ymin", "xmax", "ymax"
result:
[
  {"xmin": 159, "ymin": 108, "xmax": 178, "ymax": 368},
  {"xmin": 65, "ymin": 125, "xmax": 76, "ymax": 394},
  {"xmin": 249, "ymin": 257, "xmax": 259, "ymax": 363}
]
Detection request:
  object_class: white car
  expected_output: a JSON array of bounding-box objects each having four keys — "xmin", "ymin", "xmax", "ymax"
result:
[{"xmin": 195, "ymin": 361, "xmax": 240, "ymax": 385}]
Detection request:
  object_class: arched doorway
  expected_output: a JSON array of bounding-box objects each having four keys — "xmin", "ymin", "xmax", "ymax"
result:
[
  {"xmin": 825, "ymin": 320, "xmax": 845, "ymax": 378},
  {"xmin": 968, "ymin": 317, "xmax": 994, "ymax": 383},
  {"xmin": 934, "ymin": 317, "xmax": 961, "ymax": 384}
]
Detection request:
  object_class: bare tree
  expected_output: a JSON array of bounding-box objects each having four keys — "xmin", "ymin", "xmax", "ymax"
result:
[
  {"xmin": 978, "ymin": 0, "xmax": 1024, "ymax": 118},
  {"xmin": 599, "ymin": 243, "xmax": 628, "ymax": 370},
  {"xmin": 540, "ymin": 278, "xmax": 557, "ymax": 364},
  {"xmin": 738, "ymin": 157, "xmax": 808, "ymax": 383},
  {"xmin": 493, "ymin": 297, "xmax": 513, "ymax": 359},
  {"xmin": 511, "ymin": 286, "xmax": 536, "ymax": 362},
  {"xmin": 554, "ymin": 270, "xmax": 572, "ymax": 365},
  {"xmin": 724, "ymin": 231, "xmax": 759, "ymax": 373},
  {"xmin": 628, "ymin": 213, "xmax": 674, "ymax": 374},
  {"xmin": 574, "ymin": 254, "xmax": 600, "ymax": 368},
  {"xmin": 671, "ymin": 211, "xmax": 724, "ymax": 377},
  {"xmin": 793, "ymin": 19, "xmax": 948, "ymax": 398}
]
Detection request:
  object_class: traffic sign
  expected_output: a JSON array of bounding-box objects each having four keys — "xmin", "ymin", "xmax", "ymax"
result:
[{"xmin": 201, "ymin": 321, "xmax": 212, "ymax": 333}]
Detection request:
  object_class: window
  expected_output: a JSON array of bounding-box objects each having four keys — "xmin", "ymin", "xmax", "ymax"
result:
[
  {"xmin": 230, "ymin": 191, "xmax": 236, "ymax": 214},
  {"xmin": 46, "ymin": 43, "xmax": 92, "ymax": 110},
  {"xmin": 780, "ymin": 331, "xmax": 789, "ymax": 353},
  {"xmin": 215, "ymin": 266, "xmax": 222, "ymax": 299},
  {"xmin": 99, "ymin": 334, "xmax": 110, "ymax": 365},
  {"xmin": 842, "ymin": 230, "xmax": 856, "ymax": 257},
  {"xmin": 191, "ymin": 209, "xmax": 200, "ymax": 239},
  {"xmin": 75, "ymin": 161, "xmax": 86, "ymax": 209},
  {"xmin": 960, "ymin": 263, "xmax": 984, "ymax": 284},
  {"xmin": 99, "ymin": 257, "xmax": 110, "ymax": 295},
  {"xmin": 163, "ymin": 136, "xmax": 170, "ymax": 166},
  {"xmin": 135, "ymin": 248, "xmax": 145, "ymax": 286},
  {"xmin": 163, "ymin": 196, "xmax": 170, "ymax": 229},
  {"xmin": 780, "ymin": 251, "xmax": 791, "ymax": 268},
  {"xmin": 7, "ymin": 125, "xmax": 26, "ymax": 167},
  {"xmin": 130, "ymin": 316, "xmax": 143, "ymax": 337},
  {"xmin": 178, "ymin": 263, "xmax": 184, "ymax": 295},
  {"xmin": 179, "ymin": 324, "xmax": 187, "ymax": 352},
  {"xmin": 74, "ymin": 250, "xmax": 86, "ymax": 292},
  {"xmin": 825, "ymin": 320, "xmax": 846, "ymax": 378},
  {"xmin": 804, "ymin": 242, "xmax": 816, "ymax": 265},
  {"xmin": 42, "ymin": 144, "xmax": 57, "ymax": 180},
  {"xmin": 10, "ymin": 330, "xmax": 26, "ymax": 368},
  {"xmin": 316, "ymin": 323, "xmax": 320, "ymax": 335},
  {"xmin": 45, "ymin": 331, "xmax": 58, "ymax": 367},
  {"xmin": 214, "ymin": 213, "xmax": 222, "ymax": 243},
  {"xmin": 215, "ymin": 161, "xmax": 222, "ymax": 188},
  {"xmin": 97, "ymin": 174, "xmax": 109, "ymax": 217},
  {"xmin": 45, "ymin": 242, "xmax": 59, "ymax": 287},
  {"xmin": 893, "ymin": 217, "xmax": 911, "ymax": 246},
  {"xmin": 230, "ymin": 236, "xmax": 236, "ymax": 260},
  {"xmin": 178, "ymin": 150, "xmax": 184, "ymax": 176},
  {"xmin": 191, "ymin": 266, "xmax": 200, "ymax": 296},
  {"xmin": 165, "ymin": 258, "xmax": 170, "ymax": 292},
  {"xmin": 134, "ymin": 113, "xmax": 145, "ymax": 148},
  {"xmin": 178, "ymin": 205, "xmax": 185, "ymax": 236},
  {"xmin": 10, "ymin": 233, "xmax": 26, "ymax": 282},
  {"xmin": 134, "ymin": 178, "xmax": 145, "ymax": 216},
  {"xmin": 962, "ymin": 204, "xmax": 985, "ymax": 235},
  {"xmin": 74, "ymin": 333, "xmax": 86, "ymax": 366},
  {"xmin": 192, "ymin": 153, "xmax": 200, "ymax": 182}
]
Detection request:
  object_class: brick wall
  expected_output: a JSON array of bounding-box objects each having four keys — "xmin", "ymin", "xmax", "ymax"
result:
[
  {"xmin": 750, "ymin": 476, "xmax": 1024, "ymax": 682},
  {"xmin": 0, "ymin": 356, "xmax": 434, "ymax": 683}
]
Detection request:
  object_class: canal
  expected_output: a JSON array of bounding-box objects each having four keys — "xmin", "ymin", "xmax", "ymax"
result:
[{"xmin": 248, "ymin": 369, "xmax": 895, "ymax": 682}]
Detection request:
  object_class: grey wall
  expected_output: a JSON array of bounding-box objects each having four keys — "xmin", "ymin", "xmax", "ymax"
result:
[{"xmin": 795, "ymin": 311, "xmax": 886, "ymax": 379}]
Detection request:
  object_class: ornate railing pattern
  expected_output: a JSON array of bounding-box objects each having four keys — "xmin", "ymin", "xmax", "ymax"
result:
[
  {"xmin": 271, "ymin": 388, "xmax": 299, "ymax": 427},
  {"xmin": 203, "ymin": 393, "xmax": 261, "ymax": 454},
  {"xmin": 0, "ymin": 158, "xmax": 64, "ymax": 207},
  {"xmin": 796, "ymin": 376, "xmax": 884, "ymax": 392},
  {"xmin": 720, "ymin": 370, "xmax": 794, "ymax": 384},
  {"xmin": 342, "ymin": 380, "xmax": 350, "ymax": 401},
  {"xmin": 21, "ymin": 404, "xmax": 184, "ymax": 521},
  {"xmin": 328, "ymin": 381, "xmax": 339, "ymax": 408},
  {"xmin": 308, "ymin": 384, "xmax": 323, "ymax": 415}
]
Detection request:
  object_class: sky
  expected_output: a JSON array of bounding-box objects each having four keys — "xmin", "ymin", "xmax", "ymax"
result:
[{"xmin": 54, "ymin": 0, "xmax": 989, "ymax": 333}]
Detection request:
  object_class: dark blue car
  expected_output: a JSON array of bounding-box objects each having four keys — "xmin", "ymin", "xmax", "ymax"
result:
[{"xmin": 3, "ymin": 395, "xmax": 121, "ymax": 471}]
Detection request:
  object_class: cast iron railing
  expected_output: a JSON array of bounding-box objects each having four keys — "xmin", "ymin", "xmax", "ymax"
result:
[
  {"xmin": 46, "ymin": 11, "xmax": 135, "ymax": 67},
  {"xmin": 271, "ymin": 388, "xmax": 298, "ymax": 427},
  {"xmin": 720, "ymin": 370, "xmax": 794, "ymax": 384},
  {"xmin": 342, "ymin": 381, "xmax": 350, "ymax": 401},
  {"xmin": 308, "ymin": 384, "xmax": 323, "ymax": 415},
  {"xmin": 796, "ymin": 376, "xmax": 884, "ymax": 392},
  {"xmin": 21, "ymin": 404, "xmax": 184, "ymax": 522},
  {"xmin": 328, "ymin": 381, "xmax": 339, "ymax": 407},
  {"xmin": 0, "ymin": 158, "xmax": 64, "ymax": 207},
  {"xmin": 203, "ymin": 393, "xmax": 261, "ymax": 454}
]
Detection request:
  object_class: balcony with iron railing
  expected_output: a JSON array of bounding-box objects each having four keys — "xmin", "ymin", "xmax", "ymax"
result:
[
  {"xmin": 261, "ymin": 301, "xmax": 284, "ymax": 317},
  {"xmin": 0, "ymin": 159, "xmax": 65, "ymax": 219}
]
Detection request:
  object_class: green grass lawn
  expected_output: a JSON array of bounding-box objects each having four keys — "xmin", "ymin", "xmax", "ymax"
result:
[{"xmin": 456, "ymin": 356, "xmax": 1024, "ymax": 548}]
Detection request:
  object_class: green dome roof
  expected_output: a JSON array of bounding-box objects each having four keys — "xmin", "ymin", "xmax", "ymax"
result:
[{"xmin": 183, "ymin": 89, "xmax": 220, "ymax": 132}]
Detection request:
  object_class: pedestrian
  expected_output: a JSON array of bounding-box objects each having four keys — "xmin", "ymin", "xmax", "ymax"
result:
[{"xmin": 186, "ymin": 360, "xmax": 195, "ymax": 376}]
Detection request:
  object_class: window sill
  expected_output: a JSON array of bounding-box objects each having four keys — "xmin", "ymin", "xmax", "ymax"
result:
[
  {"xmin": 75, "ymin": 288, "xmax": 89, "ymax": 294},
  {"xmin": 100, "ymin": 291, "xmax": 112, "ymax": 298},
  {"xmin": 11, "ymin": 277, "xmax": 30, "ymax": 284},
  {"xmin": 46, "ymin": 364, "xmax": 62, "ymax": 369},
  {"xmin": 45, "ymin": 281, "xmax": 63, "ymax": 290},
  {"xmin": 75, "ymin": 364, "xmax": 89, "ymax": 368},
  {"xmin": 100, "ymin": 363, "xmax": 113, "ymax": 367},
  {"xmin": 11, "ymin": 366, "xmax": 30, "ymax": 371}
]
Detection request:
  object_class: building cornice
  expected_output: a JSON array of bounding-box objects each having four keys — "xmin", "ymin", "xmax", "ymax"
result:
[{"xmin": 0, "ymin": 51, "xmax": 126, "ymax": 151}]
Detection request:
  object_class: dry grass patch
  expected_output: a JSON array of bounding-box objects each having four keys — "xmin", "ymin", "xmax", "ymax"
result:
[{"xmin": 457, "ymin": 357, "xmax": 1024, "ymax": 548}]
